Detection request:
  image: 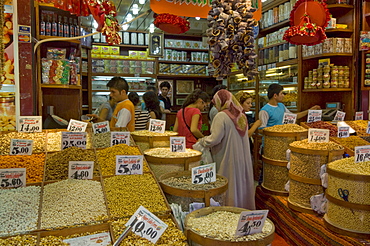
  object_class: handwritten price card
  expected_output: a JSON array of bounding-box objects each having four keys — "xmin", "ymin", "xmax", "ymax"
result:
[
  {"xmin": 192, "ymin": 163, "xmax": 216, "ymax": 184},
  {"xmin": 111, "ymin": 132, "xmax": 130, "ymax": 146},
  {"xmin": 355, "ymin": 145, "xmax": 370, "ymax": 163},
  {"xmin": 116, "ymin": 155, "xmax": 143, "ymax": 175},
  {"xmin": 10, "ymin": 139, "xmax": 33, "ymax": 155},
  {"xmin": 307, "ymin": 110, "xmax": 322, "ymax": 123},
  {"xmin": 283, "ymin": 113, "xmax": 297, "ymax": 124},
  {"xmin": 0, "ymin": 168, "xmax": 26, "ymax": 188},
  {"xmin": 149, "ymin": 119, "xmax": 166, "ymax": 133},
  {"xmin": 308, "ymin": 128, "xmax": 329, "ymax": 143},
  {"xmin": 235, "ymin": 210, "xmax": 269, "ymax": 236},
  {"xmin": 170, "ymin": 137, "xmax": 185, "ymax": 152},
  {"xmin": 18, "ymin": 116, "xmax": 42, "ymax": 133},
  {"xmin": 67, "ymin": 119, "xmax": 88, "ymax": 132}
]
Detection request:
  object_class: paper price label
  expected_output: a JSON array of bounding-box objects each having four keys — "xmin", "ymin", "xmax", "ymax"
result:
[
  {"xmin": 307, "ymin": 110, "xmax": 322, "ymax": 123},
  {"xmin": 149, "ymin": 119, "xmax": 166, "ymax": 133},
  {"xmin": 68, "ymin": 161, "xmax": 94, "ymax": 180},
  {"xmin": 235, "ymin": 210, "xmax": 269, "ymax": 236},
  {"xmin": 0, "ymin": 168, "xmax": 26, "ymax": 188},
  {"xmin": 283, "ymin": 113, "xmax": 297, "ymax": 124},
  {"xmin": 366, "ymin": 121, "xmax": 370, "ymax": 134},
  {"xmin": 67, "ymin": 119, "xmax": 88, "ymax": 132},
  {"xmin": 63, "ymin": 232, "xmax": 111, "ymax": 246},
  {"xmin": 308, "ymin": 128, "xmax": 330, "ymax": 143},
  {"xmin": 170, "ymin": 137, "xmax": 185, "ymax": 152},
  {"xmin": 111, "ymin": 132, "xmax": 130, "ymax": 146},
  {"xmin": 61, "ymin": 132, "xmax": 87, "ymax": 150},
  {"xmin": 355, "ymin": 145, "xmax": 370, "ymax": 163},
  {"xmin": 92, "ymin": 121, "xmax": 110, "ymax": 134},
  {"xmin": 355, "ymin": 111, "xmax": 363, "ymax": 121},
  {"xmin": 333, "ymin": 111, "xmax": 346, "ymax": 122},
  {"xmin": 192, "ymin": 163, "xmax": 216, "ymax": 184},
  {"xmin": 116, "ymin": 155, "xmax": 143, "ymax": 175},
  {"xmin": 126, "ymin": 206, "xmax": 168, "ymax": 244},
  {"xmin": 18, "ymin": 116, "xmax": 42, "ymax": 133},
  {"xmin": 338, "ymin": 126, "xmax": 349, "ymax": 138},
  {"xmin": 10, "ymin": 139, "xmax": 33, "ymax": 155}
]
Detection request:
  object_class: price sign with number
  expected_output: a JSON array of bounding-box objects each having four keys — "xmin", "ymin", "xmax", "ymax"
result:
[
  {"xmin": 10, "ymin": 139, "xmax": 33, "ymax": 155},
  {"xmin": 192, "ymin": 163, "xmax": 216, "ymax": 184},
  {"xmin": 68, "ymin": 161, "xmax": 94, "ymax": 180},
  {"xmin": 149, "ymin": 119, "xmax": 166, "ymax": 133},
  {"xmin": 126, "ymin": 206, "xmax": 168, "ymax": 244},
  {"xmin": 338, "ymin": 126, "xmax": 349, "ymax": 138},
  {"xmin": 170, "ymin": 137, "xmax": 185, "ymax": 152},
  {"xmin": 61, "ymin": 132, "xmax": 87, "ymax": 150},
  {"xmin": 67, "ymin": 119, "xmax": 88, "ymax": 132},
  {"xmin": 235, "ymin": 210, "xmax": 269, "ymax": 236},
  {"xmin": 355, "ymin": 145, "xmax": 370, "ymax": 163},
  {"xmin": 111, "ymin": 132, "xmax": 130, "ymax": 146},
  {"xmin": 307, "ymin": 110, "xmax": 322, "ymax": 123},
  {"xmin": 18, "ymin": 116, "xmax": 42, "ymax": 133},
  {"xmin": 116, "ymin": 155, "xmax": 143, "ymax": 175},
  {"xmin": 63, "ymin": 232, "xmax": 111, "ymax": 246},
  {"xmin": 308, "ymin": 128, "xmax": 329, "ymax": 143},
  {"xmin": 283, "ymin": 113, "xmax": 297, "ymax": 124},
  {"xmin": 355, "ymin": 111, "xmax": 363, "ymax": 121},
  {"xmin": 334, "ymin": 111, "xmax": 346, "ymax": 122},
  {"xmin": 92, "ymin": 121, "xmax": 110, "ymax": 134},
  {"xmin": 0, "ymin": 168, "xmax": 26, "ymax": 188}
]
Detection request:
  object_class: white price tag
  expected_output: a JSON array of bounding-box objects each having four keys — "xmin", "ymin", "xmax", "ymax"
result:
[
  {"xmin": 61, "ymin": 132, "xmax": 87, "ymax": 150},
  {"xmin": 63, "ymin": 232, "xmax": 111, "ymax": 246},
  {"xmin": 116, "ymin": 155, "xmax": 143, "ymax": 175},
  {"xmin": 337, "ymin": 126, "xmax": 349, "ymax": 138},
  {"xmin": 126, "ymin": 206, "xmax": 168, "ymax": 244},
  {"xmin": 92, "ymin": 121, "xmax": 110, "ymax": 134},
  {"xmin": 149, "ymin": 119, "xmax": 166, "ymax": 133},
  {"xmin": 192, "ymin": 163, "xmax": 216, "ymax": 184},
  {"xmin": 170, "ymin": 137, "xmax": 185, "ymax": 152},
  {"xmin": 366, "ymin": 121, "xmax": 370, "ymax": 134},
  {"xmin": 67, "ymin": 119, "xmax": 88, "ymax": 132},
  {"xmin": 308, "ymin": 128, "xmax": 330, "ymax": 143},
  {"xmin": 18, "ymin": 116, "xmax": 42, "ymax": 132},
  {"xmin": 333, "ymin": 111, "xmax": 346, "ymax": 121},
  {"xmin": 235, "ymin": 210, "xmax": 269, "ymax": 236},
  {"xmin": 0, "ymin": 168, "xmax": 26, "ymax": 188},
  {"xmin": 355, "ymin": 145, "xmax": 370, "ymax": 163},
  {"xmin": 282, "ymin": 113, "xmax": 297, "ymax": 124},
  {"xmin": 10, "ymin": 139, "xmax": 33, "ymax": 155},
  {"xmin": 111, "ymin": 132, "xmax": 130, "ymax": 146},
  {"xmin": 307, "ymin": 110, "xmax": 322, "ymax": 123},
  {"xmin": 355, "ymin": 111, "xmax": 363, "ymax": 121},
  {"xmin": 68, "ymin": 161, "xmax": 94, "ymax": 180}
]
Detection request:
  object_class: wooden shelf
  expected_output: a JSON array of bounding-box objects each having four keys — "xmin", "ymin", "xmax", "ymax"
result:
[
  {"xmin": 325, "ymin": 28, "xmax": 353, "ymax": 33},
  {"xmin": 81, "ymin": 72, "xmax": 88, "ymax": 76},
  {"xmin": 91, "ymin": 58, "xmax": 155, "ymax": 62},
  {"xmin": 91, "ymin": 73, "xmax": 156, "ymax": 77},
  {"xmin": 262, "ymin": 0, "xmax": 290, "ymax": 12},
  {"xmin": 41, "ymin": 84, "xmax": 81, "ymax": 89},
  {"xmin": 158, "ymin": 60, "xmax": 208, "ymax": 65},
  {"xmin": 302, "ymin": 53, "xmax": 352, "ymax": 60},
  {"xmin": 259, "ymin": 41, "xmax": 288, "ymax": 51},
  {"xmin": 229, "ymin": 87, "xmax": 256, "ymax": 91},
  {"xmin": 259, "ymin": 20, "xmax": 290, "ymax": 36},
  {"xmin": 81, "ymin": 57, "xmax": 88, "ymax": 60},
  {"xmin": 39, "ymin": 35, "xmax": 80, "ymax": 44},
  {"xmin": 92, "ymin": 90, "xmax": 109, "ymax": 92},
  {"xmin": 164, "ymin": 47, "xmax": 208, "ymax": 52},
  {"xmin": 327, "ymin": 4, "xmax": 353, "ymax": 9},
  {"xmin": 302, "ymin": 88, "xmax": 351, "ymax": 92},
  {"xmin": 82, "ymin": 89, "xmax": 88, "ymax": 92},
  {"xmin": 157, "ymin": 74, "xmax": 210, "ymax": 78},
  {"xmin": 36, "ymin": 2, "xmax": 55, "ymax": 7},
  {"xmin": 277, "ymin": 59, "xmax": 298, "ymax": 67},
  {"xmin": 92, "ymin": 43, "xmax": 148, "ymax": 48}
]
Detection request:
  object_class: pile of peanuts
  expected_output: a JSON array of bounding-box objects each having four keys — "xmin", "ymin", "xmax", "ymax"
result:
[
  {"xmin": 131, "ymin": 130, "xmax": 178, "ymax": 137},
  {"xmin": 93, "ymin": 132, "xmax": 111, "ymax": 149},
  {"xmin": 264, "ymin": 124, "xmax": 307, "ymax": 132},
  {"xmin": 290, "ymin": 139, "xmax": 343, "ymax": 150},
  {"xmin": 39, "ymin": 230, "xmax": 109, "ymax": 246},
  {"xmin": 45, "ymin": 131, "xmax": 93, "ymax": 152},
  {"xmin": 344, "ymin": 121, "xmax": 370, "ymax": 137}
]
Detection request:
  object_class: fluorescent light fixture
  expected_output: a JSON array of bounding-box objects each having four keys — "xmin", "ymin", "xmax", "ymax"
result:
[
  {"xmin": 278, "ymin": 65, "xmax": 292, "ymax": 69},
  {"xmin": 132, "ymin": 4, "xmax": 139, "ymax": 15},
  {"xmin": 139, "ymin": 0, "xmax": 145, "ymax": 4},
  {"xmin": 265, "ymin": 72, "xmax": 284, "ymax": 77},
  {"xmin": 237, "ymin": 78, "xmax": 247, "ymax": 81},
  {"xmin": 195, "ymin": 17, "xmax": 200, "ymax": 20},
  {"xmin": 122, "ymin": 24, "xmax": 129, "ymax": 30},
  {"xmin": 149, "ymin": 23, "xmax": 155, "ymax": 33}
]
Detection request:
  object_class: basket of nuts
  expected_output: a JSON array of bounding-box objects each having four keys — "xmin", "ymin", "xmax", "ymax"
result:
[
  {"xmin": 261, "ymin": 156, "xmax": 289, "ymax": 196},
  {"xmin": 324, "ymin": 157, "xmax": 370, "ymax": 238},
  {"xmin": 288, "ymin": 139, "xmax": 344, "ymax": 214},
  {"xmin": 131, "ymin": 130, "xmax": 178, "ymax": 152},
  {"xmin": 185, "ymin": 206, "xmax": 275, "ymax": 246}
]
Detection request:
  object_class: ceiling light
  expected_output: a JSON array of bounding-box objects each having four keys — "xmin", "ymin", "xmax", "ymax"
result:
[
  {"xmin": 139, "ymin": 0, "xmax": 145, "ymax": 4},
  {"xmin": 126, "ymin": 13, "xmax": 133, "ymax": 22},
  {"xmin": 195, "ymin": 17, "xmax": 200, "ymax": 20},
  {"xmin": 122, "ymin": 24, "xmax": 129, "ymax": 31},
  {"xmin": 149, "ymin": 23, "xmax": 155, "ymax": 33},
  {"xmin": 132, "ymin": 4, "xmax": 139, "ymax": 15}
]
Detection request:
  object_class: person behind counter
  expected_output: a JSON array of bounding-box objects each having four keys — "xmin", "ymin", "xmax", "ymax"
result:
[
  {"xmin": 208, "ymin": 84, "xmax": 227, "ymax": 125},
  {"xmin": 128, "ymin": 91, "xmax": 150, "ymax": 131},
  {"xmin": 143, "ymin": 91, "xmax": 162, "ymax": 120},
  {"xmin": 259, "ymin": 83, "xmax": 320, "ymax": 129},
  {"xmin": 158, "ymin": 81, "xmax": 172, "ymax": 113},
  {"xmin": 198, "ymin": 89, "xmax": 255, "ymax": 209},
  {"xmin": 94, "ymin": 96, "xmax": 116, "ymax": 121},
  {"xmin": 88, "ymin": 77, "xmax": 135, "ymax": 131},
  {"xmin": 173, "ymin": 89, "xmax": 210, "ymax": 149}
]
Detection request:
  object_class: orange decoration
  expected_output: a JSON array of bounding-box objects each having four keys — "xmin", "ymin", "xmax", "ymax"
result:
[
  {"xmin": 150, "ymin": 0, "xmax": 211, "ymax": 18},
  {"xmin": 252, "ymin": 0, "xmax": 262, "ymax": 21}
]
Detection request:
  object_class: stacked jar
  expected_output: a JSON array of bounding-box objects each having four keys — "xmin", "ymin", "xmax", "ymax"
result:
[
  {"xmin": 317, "ymin": 65, "xmax": 323, "ymax": 88},
  {"xmin": 331, "ymin": 66, "xmax": 338, "ymax": 88},
  {"xmin": 323, "ymin": 65, "xmax": 331, "ymax": 88}
]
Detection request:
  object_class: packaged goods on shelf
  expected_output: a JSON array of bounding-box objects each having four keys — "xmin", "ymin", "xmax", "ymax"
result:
[
  {"xmin": 100, "ymin": 46, "xmax": 110, "ymax": 55},
  {"xmin": 41, "ymin": 59, "xmax": 71, "ymax": 84},
  {"xmin": 159, "ymin": 63, "xmax": 171, "ymax": 74},
  {"xmin": 170, "ymin": 64, "xmax": 182, "ymax": 75}
]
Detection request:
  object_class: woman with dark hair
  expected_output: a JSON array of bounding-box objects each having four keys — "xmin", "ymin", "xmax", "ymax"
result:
[
  {"xmin": 208, "ymin": 84, "xmax": 227, "ymax": 125},
  {"xmin": 129, "ymin": 92, "xmax": 150, "ymax": 131},
  {"xmin": 173, "ymin": 89, "xmax": 210, "ymax": 148},
  {"xmin": 143, "ymin": 91, "xmax": 162, "ymax": 119},
  {"xmin": 198, "ymin": 89, "xmax": 255, "ymax": 209}
]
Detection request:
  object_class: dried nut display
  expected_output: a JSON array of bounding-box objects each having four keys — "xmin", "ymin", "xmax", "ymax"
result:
[
  {"xmin": 39, "ymin": 230, "xmax": 109, "ymax": 246},
  {"xmin": 45, "ymin": 147, "xmax": 99, "ymax": 181},
  {"xmin": 46, "ymin": 131, "xmax": 93, "ymax": 152},
  {"xmin": 344, "ymin": 121, "xmax": 370, "ymax": 137},
  {"xmin": 305, "ymin": 121, "xmax": 338, "ymax": 137},
  {"xmin": 93, "ymin": 132, "xmax": 111, "ymax": 148},
  {"xmin": 131, "ymin": 130, "xmax": 178, "ymax": 137},
  {"xmin": 0, "ymin": 186, "xmax": 41, "ymax": 235},
  {"xmin": 0, "ymin": 235, "xmax": 37, "ymax": 246},
  {"xmin": 104, "ymin": 174, "xmax": 169, "ymax": 218},
  {"xmin": 289, "ymin": 139, "xmax": 343, "ymax": 151},
  {"xmin": 41, "ymin": 179, "xmax": 108, "ymax": 229},
  {"xmin": 112, "ymin": 217, "xmax": 187, "ymax": 245},
  {"xmin": 289, "ymin": 179, "xmax": 324, "ymax": 209},
  {"xmin": 144, "ymin": 148, "xmax": 201, "ymax": 158},
  {"xmin": 0, "ymin": 131, "xmax": 46, "ymax": 155},
  {"xmin": 331, "ymin": 136, "xmax": 370, "ymax": 151},
  {"xmin": 263, "ymin": 124, "xmax": 307, "ymax": 161},
  {"xmin": 186, "ymin": 211, "xmax": 274, "ymax": 242},
  {"xmin": 263, "ymin": 163, "xmax": 288, "ymax": 191},
  {"xmin": 161, "ymin": 176, "xmax": 227, "ymax": 190},
  {"xmin": 97, "ymin": 144, "xmax": 149, "ymax": 176},
  {"xmin": 0, "ymin": 153, "xmax": 45, "ymax": 183},
  {"xmin": 132, "ymin": 130, "xmax": 178, "ymax": 151}
]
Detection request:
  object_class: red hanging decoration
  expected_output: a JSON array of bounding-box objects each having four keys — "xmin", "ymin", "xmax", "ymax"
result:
[{"xmin": 153, "ymin": 13, "xmax": 190, "ymax": 34}]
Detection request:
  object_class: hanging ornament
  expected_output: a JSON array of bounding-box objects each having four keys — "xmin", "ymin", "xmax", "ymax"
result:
[{"xmin": 153, "ymin": 13, "xmax": 190, "ymax": 34}]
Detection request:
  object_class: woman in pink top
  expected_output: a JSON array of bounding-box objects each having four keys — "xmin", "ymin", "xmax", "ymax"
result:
[{"xmin": 173, "ymin": 89, "xmax": 210, "ymax": 148}]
